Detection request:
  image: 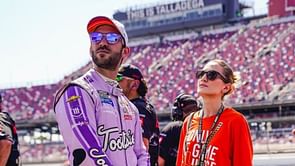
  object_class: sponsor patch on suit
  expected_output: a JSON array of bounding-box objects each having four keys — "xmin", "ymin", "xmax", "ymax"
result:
[
  {"xmin": 66, "ymin": 95, "xmax": 80, "ymax": 103},
  {"xmin": 98, "ymin": 91, "xmax": 114, "ymax": 107},
  {"xmin": 71, "ymin": 107, "xmax": 82, "ymax": 117},
  {"xmin": 101, "ymin": 97, "xmax": 114, "ymax": 107},
  {"xmin": 124, "ymin": 114, "xmax": 133, "ymax": 120}
]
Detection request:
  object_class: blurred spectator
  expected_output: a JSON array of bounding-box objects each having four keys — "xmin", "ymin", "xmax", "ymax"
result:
[
  {"xmin": 0, "ymin": 94, "xmax": 20, "ymax": 166},
  {"xmin": 118, "ymin": 64, "xmax": 160, "ymax": 166},
  {"xmin": 158, "ymin": 94, "xmax": 201, "ymax": 166}
]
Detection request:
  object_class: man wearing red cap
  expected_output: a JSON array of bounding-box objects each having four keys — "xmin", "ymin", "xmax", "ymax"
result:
[{"xmin": 54, "ymin": 16, "xmax": 150, "ymax": 166}]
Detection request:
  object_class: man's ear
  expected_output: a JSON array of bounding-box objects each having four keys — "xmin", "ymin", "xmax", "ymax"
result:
[
  {"xmin": 89, "ymin": 46, "xmax": 93, "ymax": 57},
  {"xmin": 122, "ymin": 47, "xmax": 130, "ymax": 63}
]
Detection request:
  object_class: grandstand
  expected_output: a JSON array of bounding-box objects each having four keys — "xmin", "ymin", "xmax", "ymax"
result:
[{"xmin": 0, "ymin": 0, "xmax": 294, "ymax": 165}]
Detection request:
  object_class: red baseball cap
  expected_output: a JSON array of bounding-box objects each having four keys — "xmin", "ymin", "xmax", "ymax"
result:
[{"xmin": 87, "ymin": 16, "xmax": 128, "ymax": 46}]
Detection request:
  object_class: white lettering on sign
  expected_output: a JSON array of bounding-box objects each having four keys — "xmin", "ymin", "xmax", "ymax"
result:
[{"xmin": 127, "ymin": 0, "xmax": 205, "ymax": 20}]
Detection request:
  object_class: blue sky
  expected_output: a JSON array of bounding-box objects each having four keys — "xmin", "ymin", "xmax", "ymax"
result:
[{"xmin": 0, "ymin": 0, "xmax": 267, "ymax": 89}]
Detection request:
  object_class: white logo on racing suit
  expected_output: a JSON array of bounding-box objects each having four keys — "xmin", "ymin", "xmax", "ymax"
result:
[
  {"xmin": 71, "ymin": 107, "xmax": 82, "ymax": 117},
  {"xmin": 89, "ymin": 148, "xmax": 109, "ymax": 166},
  {"xmin": 97, "ymin": 125, "xmax": 135, "ymax": 152}
]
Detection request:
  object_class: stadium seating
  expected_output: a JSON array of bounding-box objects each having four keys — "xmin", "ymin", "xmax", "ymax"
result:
[
  {"xmin": 2, "ymin": 84, "xmax": 58, "ymax": 121},
  {"xmin": 1, "ymin": 17, "xmax": 294, "ymax": 118},
  {"xmin": 2, "ymin": 16, "xmax": 295, "ymax": 163},
  {"xmin": 20, "ymin": 143, "xmax": 67, "ymax": 163}
]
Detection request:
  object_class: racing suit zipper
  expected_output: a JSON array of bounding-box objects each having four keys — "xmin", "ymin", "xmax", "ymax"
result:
[{"xmin": 117, "ymin": 96, "xmax": 129, "ymax": 166}]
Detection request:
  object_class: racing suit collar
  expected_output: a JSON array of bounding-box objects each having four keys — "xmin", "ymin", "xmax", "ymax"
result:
[
  {"xmin": 89, "ymin": 68, "xmax": 123, "ymax": 97},
  {"xmin": 93, "ymin": 69, "xmax": 119, "ymax": 87}
]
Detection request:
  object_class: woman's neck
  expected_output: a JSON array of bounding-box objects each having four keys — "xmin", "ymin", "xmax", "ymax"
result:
[{"xmin": 202, "ymin": 97, "xmax": 223, "ymax": 117}]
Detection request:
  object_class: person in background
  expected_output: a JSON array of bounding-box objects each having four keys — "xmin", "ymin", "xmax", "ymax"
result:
[
  {"xmin": 0, "ymin": 94, "xmax": 20, "ymax": 166},
  {"xmin": 54, "ymin": 16, "xmax": 150, "ymax": 166},
  {"xmin": 117, "ymin": 64, "xmax": 159, "ymax": 166},
  {"xmin": 177, "ymin": 59, "xmax": 253, "ymax": 166},
  {"xmin": 158, "ymin": 94, "xmax": 201, "ymax": 166}
]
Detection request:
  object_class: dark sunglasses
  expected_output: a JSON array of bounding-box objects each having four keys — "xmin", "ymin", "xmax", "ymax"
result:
[
  {"xmin": 90, "ymin": 32, "xmax": 122, "ymax": 44},
  {"xmin": 196, "ymin": 70, "xmax": 230, "ymax": 83}
]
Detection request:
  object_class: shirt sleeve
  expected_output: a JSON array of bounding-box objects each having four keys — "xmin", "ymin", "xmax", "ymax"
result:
[
  {"xmin": 0, "ymin": 114, "xmax": 13, "ymax": 142},
  {"xmin": 55, "ymin": 85, "xmax": 112, "ymax": 166},
  {"xmin": 159, "ymin": 124, "xmax": 172, "ymax": 160},
  {"xmin": 137, "ymin": 104, "xmax": 153, "ymax": 139},
  {"xmin": 132, "ymin": 105, "xmax": 151, "ymax": 166},
  {"xmin": 231, "ymin": 115, "xmax": 253, "ymax": 166}
]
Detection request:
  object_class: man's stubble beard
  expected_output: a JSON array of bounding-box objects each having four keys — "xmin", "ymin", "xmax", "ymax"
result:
[{"xmin": 91, "ymin": 48, "xmax": 123, "ymax": 71}]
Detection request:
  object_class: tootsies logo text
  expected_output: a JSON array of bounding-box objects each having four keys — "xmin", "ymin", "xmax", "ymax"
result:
[{"xmin": 97, "ymin": 125, "xmax": 135, "ymax": 151}]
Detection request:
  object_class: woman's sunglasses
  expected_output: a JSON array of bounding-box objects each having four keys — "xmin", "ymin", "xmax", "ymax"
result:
[
  {"xmin": 196, "ymin": 70, "xmax": 229, "ymax": 83},
  {"xmin": 90, "ymin": 32, "xmax": 122, "ymax": 45}
]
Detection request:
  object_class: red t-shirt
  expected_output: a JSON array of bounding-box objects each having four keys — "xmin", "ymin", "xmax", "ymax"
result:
[{"xmin": 176, "ymin": 108, "xmax": 253, "ymax": 166}]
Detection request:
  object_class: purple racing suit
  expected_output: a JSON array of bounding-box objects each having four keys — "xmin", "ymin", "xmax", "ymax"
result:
[{"xmin": 54, "ymin": 69, "xmax": 150, "ymax": 166}]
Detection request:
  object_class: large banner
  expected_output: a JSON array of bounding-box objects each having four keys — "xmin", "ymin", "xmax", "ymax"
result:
[{"xmin": 126, "ymin": 0, "xmax": 206, "ymax": 20}]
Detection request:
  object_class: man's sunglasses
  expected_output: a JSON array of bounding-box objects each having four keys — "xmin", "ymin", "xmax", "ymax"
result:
[
  {"xmin": 90, "ymin": 32, "xmax": 122, "ymax": 45},
  {"xmin": 196, "ymin": 70, "xmax": 230, "ymax": 83}
]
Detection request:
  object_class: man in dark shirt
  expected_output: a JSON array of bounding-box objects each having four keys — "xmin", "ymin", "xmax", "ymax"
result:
[
  {"xmin": 0, "ymin": 94, "xmax": 20, "ymax": 166},
  {"xmin": 117, "ymin": 64, "xmax": 160, "ymax": 166},
  {"xmin": 158, "ymin": 94, "xmax": 201, "ymax": 166}
]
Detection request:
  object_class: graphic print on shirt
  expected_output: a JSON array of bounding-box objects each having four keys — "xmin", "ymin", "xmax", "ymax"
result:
[
  {"xmin": 185, "ymin": 123, "xmax": 222, "ymax": 166},
  {"xmin": 97, "ymin": 125, "xmax": 135, "ymax": 152},
  {"xmin": 0, "ymin": 126, "xmax": 4, "ymax": 137}
]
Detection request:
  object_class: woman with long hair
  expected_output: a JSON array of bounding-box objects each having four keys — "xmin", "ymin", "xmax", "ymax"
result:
[{"xmin": 176, "ymin": 59, "xmax": 253, "ymax": 166}]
